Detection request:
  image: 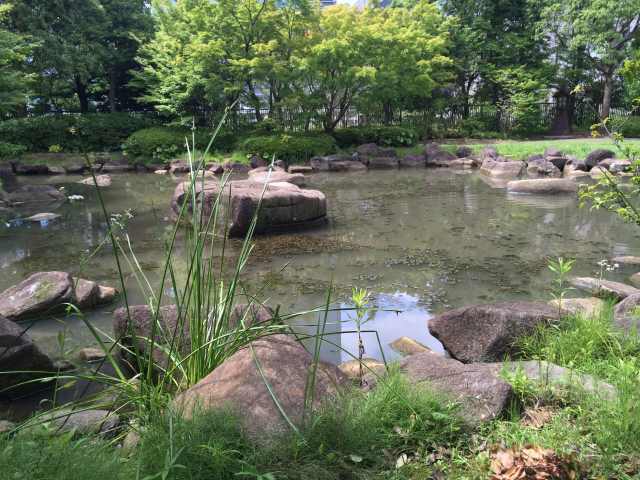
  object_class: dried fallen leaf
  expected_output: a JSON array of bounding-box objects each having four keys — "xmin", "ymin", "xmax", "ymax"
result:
[
  {"xmin": 522, "ymin": 407, "xmax": 555, "ymax": 429},
  {"xmin": 489, "ymin": 445, "xmax": 581, "ymax": 480}
]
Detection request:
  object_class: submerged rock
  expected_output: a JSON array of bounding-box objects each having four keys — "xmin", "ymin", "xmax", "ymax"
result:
[
  {"xmin": 569, "ymin": 277, "xmax": 640, "ymax": 300},
  {"xmin": 171, "ymin": 179, "xmax": 327, "ymax": 237},
  {"xmin": 389, "ymin": 336, "xmax": 430, "ymax": 356},
  {"xmin": 78, "ymin": 174, "xmax": 112, "ymax": 187},
  {"xmin": 0, "ymin": 314, "xmax": 57, "ymax": 396},
  {"xmin": 428, "ymin": 302, "xmax": 559, "ymax": 363},
  {"xmin": 0, "ymin": 271, "xmax": 74, "ymax": 321},
  {"xmin": 6, "ymin": 185, "xmax": 66, "ymax": 213},
  {"xmin": 173, "ymin": 335, "xmax": 347, "ymax": 437},
  {"xmin": 612, "ymin": 256, "xmax": 640, "ymax": 265},
  {"xmin": 25, "ymin": 213, "xmax": 62, "ymax": 223},
  {"xmin": 507, "ymin": 178, "xmax": 578, "ymax": 194}
]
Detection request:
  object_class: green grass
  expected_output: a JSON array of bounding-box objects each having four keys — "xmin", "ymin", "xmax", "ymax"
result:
[{"xmin": 442, "ymin": 138, "xmax": 640, "ymax": 160}]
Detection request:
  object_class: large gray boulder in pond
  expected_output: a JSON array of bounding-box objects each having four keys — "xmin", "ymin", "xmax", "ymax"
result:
[
  {"xmin": 569, "ymin": 277, "xmax": 640, "ymax": 300},
  {"xmin": 507, "ymin": 178, "xmax": 578, "ymax": 194},
  {"xmin": 613, "ymin": 293, "xmax": 640, "ymax": 334},
  {"xmin": 393, "ymin": 351, "xmax": 513, "ymax": 426},
  {"xmin": 0, "ymin": 315, "xmax": 57, "ymax": 396},
  {"xmin": 428, "ymin": 302, "xmax": 559, "ymax": 363},
  {"xmin": 399, "ymin": 155, "xmax": 426, "ymax": 168},
  {"xmin": 0, "ymin": 272, "xmax": 74, "ymax": 321},
  {"xmin": 171, "ymin": 180, "xmax": 327, "ymax": 237},
  {"xmin": 173, "ymin": 335, "xmax": 347, "ymax": 438},
  {"xmin": 480, "ymin": 157, "xmax": 524, "ymax": 179},
  {"xmin": 585, "ymin": 149, "xmax": 615, "ymax": 169}
]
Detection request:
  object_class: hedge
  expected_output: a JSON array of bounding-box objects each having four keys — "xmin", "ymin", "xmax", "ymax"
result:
[
  {"xmin": 0, "ymin": 113, "xmax": 160, "ymax": 153},
  {"xmin": 610, "ymin": 116, "xmax": 640, "ymax": 138},
  {"xmin": 240, "ymin": 133, "xmax": 337, "ymax": 163},
  {"xmin": 332, "ymin": 126, "xmax": 418, "ymax": 148},
  {"xmin": 0, "ymin": 142, "xmax": 27, "ymax": 160}
]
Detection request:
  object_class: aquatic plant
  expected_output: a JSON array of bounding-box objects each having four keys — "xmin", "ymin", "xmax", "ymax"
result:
[
  {"xmin": 350, "ymin": 287, "xmax": 372, "ymax": 387},
  {"xmin": 547, "ymin": 257, "xmax": 575, "ymax": 316}
]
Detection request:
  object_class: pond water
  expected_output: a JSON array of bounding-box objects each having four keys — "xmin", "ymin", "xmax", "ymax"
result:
[{"xmin": 2, "ymin": 169, "xmax": 640, "ymax": 364}]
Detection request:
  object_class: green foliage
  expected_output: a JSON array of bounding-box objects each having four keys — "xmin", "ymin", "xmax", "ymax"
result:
[
  {"xmin": 610, "ymin": 116, "xmax": 640, "ymax": 138},
  {"xmin": 0, "ymin": 113, "xmax": 159, "ymax": 153},
  {"xmin": 241, "ymin": 133, "xmax": 336, "ymax": 163},
  {"xmin": 123, "ymin": 126, "xmax": 237, "ymax": 162},
  {"xmin": 0, "ymin": 430, "xmax": 134, "ymax": 480},
  {"xmin": 332, "ymin": 126, "xmax": 418, "ymax": 148},
  {"xmin": 0, "ymin": 141, "xmax": 26, "ymax": 159}
]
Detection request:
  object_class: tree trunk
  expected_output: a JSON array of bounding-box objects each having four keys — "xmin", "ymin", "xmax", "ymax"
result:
[
  {"xmin": 108, "ymin": 69, "xmax": 118, "ymax": 113},
  {"xmin": 383, "ymin": 102, "xmax": 393, "ymax": 125},
  {"xmin": 74, "ymin": 77, "xmax": 89, "ymax": 114},
  {"xmin": 601, "ymin": 73, "xmax": 614, "ymax": 120}
]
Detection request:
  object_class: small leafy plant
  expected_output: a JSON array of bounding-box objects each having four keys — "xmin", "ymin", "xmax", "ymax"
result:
[{"xmin": 548, "ymin": 257, "xmax": 575, "ymax": 315}]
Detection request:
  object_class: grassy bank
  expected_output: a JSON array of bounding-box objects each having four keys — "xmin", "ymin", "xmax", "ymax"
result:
[{"xmin": 2, "ymin": 306, "xmax": 639, "ymax": 479}]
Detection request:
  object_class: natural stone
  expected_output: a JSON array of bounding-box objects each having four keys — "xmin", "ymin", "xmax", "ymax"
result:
[
  {"xmin": 173, "ymin": 335, "xmax": 347, "ymax": 437},
  {"xmin": 507, "ymin": 178, "xmax": 578, "ymax": 194},
  {"xmin": 171, "ymin": 179, "xmax": 327, "ymax": 237},
  {"xmin": 0, "ymin": 271, "xmax": 74, "ymax": 321},
  {"xmin": 14, "ymin": 163, "xmax": 50, "ymax": 175},
  {"xmin": 399, "ymin": 155, "xmax": 426, "ymax": 168},
  {"xmin": 288, "ymin": 165, "xmax": 313, "ymax": 174},
  {"xmin": 37, "ymin": 409, "xmax": 120, "ymax": 437},
  {"xmin": 310, "ymin": 154, "xmax": 366, "ymax": 172},
  {"xmin": 428, "ymin": 302, "xmax": 559, "ymax": 363},
  {"xmin": 548, "ymin": 297, "xmax": 605, "ymax": 317},
  {"xmin": 0, "ymin": 314, "xmax": 56, "ymax": 395},
  {"xmin": 248, "ymin": 168, "xmax": 306, "ymax": 186},
  {"xmin": 425, "ymin": 143, "xmax": 456, "ymax": 165},
  {"xmin": 395, "ymin": 351, "xmax": 513, "ymax": 425},
  {"xmin": 585, "ymin": 149, "xmax": 615, "ymax": 169},
  {"xmin": 78, "ymin": 174, "xmax": 112, "ymax": 187},
  {"xmin": 526, "ymin": 159, "xmax": 561, "ymax": 178},
  {"xmin": 389, "ymin": 336, "xmax": 430, "ymax": 356},
  {"xmin": 480, "ymin": 158, "xmax": 524, "ymax": 179},
  {"xmin": 613, "ymin": 293, "xmax": 640, "ymax": 334},
  {"xmin": 456, "ymin": 146, "xmax": 473, "ymax": 158},
  {"xmin": 569, "ymin": 277, "xmax": 640, "ymax": 300},
  {"xmin": 612, "ymin": 256, "xmax": 640, "ymax": 265},
  {"xmin": 25, "ymin": 213, "xmax": 61, "ymax": 222},
  {"xmin": 78, "ymin": 347, "xmax": 107, "ymax": 363},
  {"xmin": 6, "ymin": 185, "xmax": 66, "ymax": 212},
  {"xmin": 338, "ymin": 358, "xmax": 386, "ymax": 379}
]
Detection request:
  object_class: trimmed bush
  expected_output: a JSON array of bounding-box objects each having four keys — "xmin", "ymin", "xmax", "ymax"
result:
[
  {"xmin": 332, "ymin": 125, "xmax": 418, "ymax": 148},
  {"xmin": 241, "ymin": 132, "xmax": 337, "ymax": 163},
  {"xmin": 0, "ymin": 142, "xmax": 27, "ymax": 159},
  {"xmin": 0, "ymin": 113, "xmax": 159, "ymax": 153}
]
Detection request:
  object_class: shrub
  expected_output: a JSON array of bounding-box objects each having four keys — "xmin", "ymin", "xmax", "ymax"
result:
[
  {"xmin": 610, "ymin": 116, "xmax": 640, "ymax": 138},
  {"xmin": 0, "ymin": 141, "xmax": 27, "ymax": 159},
  {"xmin": 241, "ymin": 132, "xmax": 337, "ymax": 163},
  {"xmin": 0, "ymin": 113, "xmax": 159, "ymax": 152},
  {"xmin": 332, "ymin": 125, "xmax": 418, "ymax": 148}
]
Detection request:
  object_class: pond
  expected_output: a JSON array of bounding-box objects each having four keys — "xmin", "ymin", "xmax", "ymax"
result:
[{"xmin": 2, "ymin": 169, "xmax": 640, "ymax": 364}]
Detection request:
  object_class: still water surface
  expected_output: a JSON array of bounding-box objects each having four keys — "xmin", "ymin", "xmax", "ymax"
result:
[{"xmin": 2, "ymin": 169, "xmax": 639, "ymax": 363}]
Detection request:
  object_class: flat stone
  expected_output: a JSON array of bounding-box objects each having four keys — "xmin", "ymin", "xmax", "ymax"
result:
[
  {"xmin": 78, "ymin": 174, "xmax": 112, "ymax": 187},
  {"xmin": 491, "ymin": 360, "xmax": 616, "ymax": 401},
  {"xmin": 389, "ymin": 336, "xmax": 430, "ymax": 356},
  {"xmin": 590, "ymin": 166, "xmax": 609, "ymax": 178},
  {"xmin": 96, "ymin": 285, "xmax": 118, "ymax": 304},
  {"xmin": 173, "ymin": 335, "xmax": 347, "ymax": 438},
  {"xmin": 548, "ymin": 297, "xmax": 605, "ymax": 317},
  {"xmin": 0, "ymin": 271, "xmax": 74, "ymax": 321},
  {"xmin": 24, "ymin": 213, "xmax": 61, "ymax": 222},
  {"xmin": 6, "ymin": 185, "xmax": 66, "ymax": 212},
  {"xmin": 366, "ymin": 156, "xmax": 400, "ymax": 169},
  {"xmin": 480, "ymin": 158, "xmax": 524, "ymax": 178},
  {"xmin": 613, "ymin": 293, "xmax": 640, "ymax": 334},
  {"xmin": 248, "ymin": 169, "xmax": 306, "ymax": 187},
  {"xmin": 507, "ymin": 178, "xmax": 577, "ymax": 194},
  {"xmin": 78, "ymin": 347, "xmax": 107, "ymax": 362},
  {"xmin": 630, "ymin": 273, "xmax": 640, "ymax": 288},
  {"xmin": 338, "ymin": 358, "xmax": 386, "ymax": 379},
  {"xmin": 154, "ymin": 169, "xmax": 168, "ymax": 175},
  {"xmin": 15, "ymin": 163, "xmax": 50, "ymax": 175},
  {"xmin": 0, "ymin": 420, "xmax": 16, "ymax": 433},
  {"xmin": 395, "ymin": 351, "xmax": 513, "ymax": 426},
  {"xmin": 569, "ymin": 277, "xmax": 640, "ymax": 300},
  {"xmin": 73, "ymin": 278, "xmax": 99, "ymax": 309},
  {"xmin": 288, "ymin": 166, "xmax": 313, "ymax": 174},
  {"xmin": 429, "ymin": 302, "xmax": 559, "ymax": 363},
  {"xmin": 612, "ymin": 256, "xmax": 640, "ymax": 265}
]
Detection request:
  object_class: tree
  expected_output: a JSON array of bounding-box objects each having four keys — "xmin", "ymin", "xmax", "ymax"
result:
[
  {"xmin": 540, "ymin": 0, "xmax": 640, "ymax": 120},
  {"xmin": 0, "ymin": 3, "xmax": 34, "ymax": 116}
]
